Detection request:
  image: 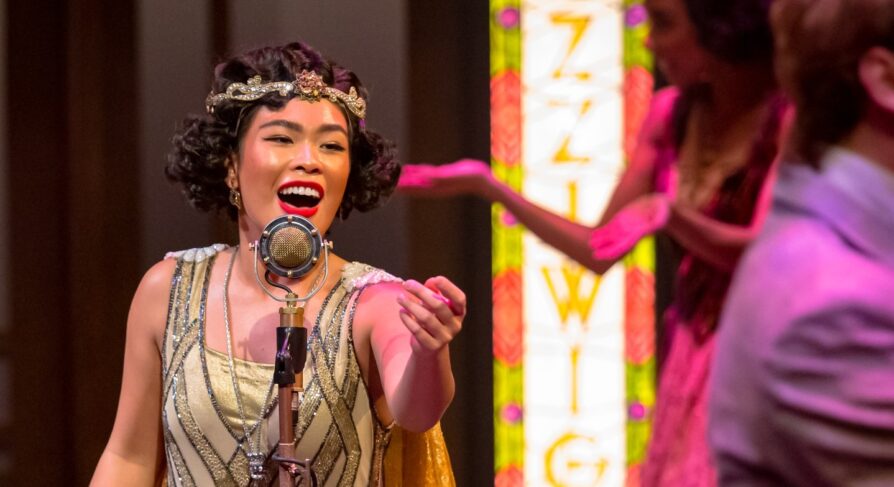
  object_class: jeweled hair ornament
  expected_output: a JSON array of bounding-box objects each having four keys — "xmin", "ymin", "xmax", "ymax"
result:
[{"xmin": 205, "ymin": 69, "xmax": 367, "ymax": 120}]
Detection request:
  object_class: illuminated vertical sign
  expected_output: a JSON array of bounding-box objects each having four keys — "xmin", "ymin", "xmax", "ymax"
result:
[{"xmin": 491, "ymin": 1, "xmax": 654, "ymax": 486}]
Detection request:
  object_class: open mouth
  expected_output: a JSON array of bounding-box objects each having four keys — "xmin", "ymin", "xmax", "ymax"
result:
[{"xmin": 278, "ymin": 181, "xmax": 324, "ymax": 217}]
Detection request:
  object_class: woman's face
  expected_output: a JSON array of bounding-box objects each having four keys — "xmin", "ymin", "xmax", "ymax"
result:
[
  {"xmin": 645, "ymin": 0, "xmax": 712, "ymax": 88},
  {"xmin": 231, "ymin": 97, "xmax": 351, "ymax": 237}
]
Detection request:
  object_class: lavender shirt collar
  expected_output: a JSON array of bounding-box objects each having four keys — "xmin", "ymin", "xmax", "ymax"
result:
[{"xmin": 773, "ymin": 147, "xmax": 894, "ymax": 268}]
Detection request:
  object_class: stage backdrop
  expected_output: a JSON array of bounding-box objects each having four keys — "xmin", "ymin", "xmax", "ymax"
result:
[{"xmin": 490, "ymin": 1, "xmax": 656, "ymax": 485}]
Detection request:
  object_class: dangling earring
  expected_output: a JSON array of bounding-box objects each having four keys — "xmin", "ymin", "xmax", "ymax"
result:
[{"xmin": 229, "ymin": 188, "xmax": 243, "ymax": 210}]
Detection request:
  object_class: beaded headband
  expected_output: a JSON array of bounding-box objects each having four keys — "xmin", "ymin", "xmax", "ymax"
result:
[{"xmin": 205, "ymin": 69, "xmax": 367, "ymax": 120}]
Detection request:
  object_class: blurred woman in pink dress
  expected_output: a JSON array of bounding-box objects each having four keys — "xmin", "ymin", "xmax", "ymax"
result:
[{"xmin": 399, "ymin": 0, "xmax": 786, "ymax": 484}]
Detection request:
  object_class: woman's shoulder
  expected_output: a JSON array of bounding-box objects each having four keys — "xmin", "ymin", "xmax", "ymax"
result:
[
  {"xmin": 164, "ymin": 243, "xmax": 230, "ymax": 264},
  {"xmin": 341, "ymin": 261, "xmax": 403, "ymax": 293},
  {"xmin": 141, "ymin": 243, "xmax": 227, "ymax": 301},
  {"xmin": 136, "ymin": 243, "xmax": 230, "ymax": 312},
  {"xmin": 138, "ymin": 243, "xmax": 226, "ymax": 302},
  {"xmin": 342, "ymin": 263, "xmax": 405, "ymax": 322},
  {"xmin": 140, "ymin": 258, "xmax": 178, "ymax": 290},
  {"xmin": 342, "ymin": 264, "xmax": 406, "ymax": 343},
  {"xmin": 159, "ymin": 243, "xmax": 230, "ymax": 282},
  {"xmin": 639, "ymin": 87, "xmax": 682, "ymax": 144},
  {"xmin": 652, "ymin": 86, "xmax": 681, "ymax": 111},
  {"xmin": 128, "ymin": 257, "xmax": 180, "ymax": 344}
]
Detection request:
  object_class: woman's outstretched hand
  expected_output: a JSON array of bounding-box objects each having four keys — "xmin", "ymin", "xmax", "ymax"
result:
[
  {"xmin": 590, "ymin": 193, "xmax": 671, "ymax": 260},
  {"xmin": 398, "ymin": 159, "xmax": 493, "ymax": 198},
  {"xmin": 396, "ymin": 277, "xmax": 466, "ymax": 356}
]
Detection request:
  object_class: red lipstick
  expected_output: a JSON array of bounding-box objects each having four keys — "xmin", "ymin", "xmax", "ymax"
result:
[{"xmin": 277, "ymin": 181, "xmax": 324, "ymax": 217}]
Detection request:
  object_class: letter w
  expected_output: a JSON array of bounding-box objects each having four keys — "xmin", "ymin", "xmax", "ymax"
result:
[{"xmin": 541, "ymin": 263, "xmax": 602, "ymax": 325}]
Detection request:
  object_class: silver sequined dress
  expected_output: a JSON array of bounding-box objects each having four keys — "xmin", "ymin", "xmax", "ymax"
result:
[{"xmin": 161, "ymin": 245, "xmax": 397, "ymax": 486}]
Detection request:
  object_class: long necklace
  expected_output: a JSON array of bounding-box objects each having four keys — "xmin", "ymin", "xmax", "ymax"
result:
[
  {"xmin": 223, "ymin": 245, "xmax": 328, "ymax": 481},
  {"xmin": 680, "ymin": 101, "xmax": 767, "ymax": 207},
  {"xmin": 223, "ymin": 246, "xmax": 276, "ymax": 480}
]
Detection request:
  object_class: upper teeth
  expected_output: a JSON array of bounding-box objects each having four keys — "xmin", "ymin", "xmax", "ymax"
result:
[{"xmin": 279, "ymin": 186, "xmax": 320, "ymax": 198}]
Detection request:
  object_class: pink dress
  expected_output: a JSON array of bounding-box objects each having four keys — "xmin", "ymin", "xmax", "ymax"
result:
[{"xmin": 640, "ymin": 88, "xmax": 784, "ymax": 486}]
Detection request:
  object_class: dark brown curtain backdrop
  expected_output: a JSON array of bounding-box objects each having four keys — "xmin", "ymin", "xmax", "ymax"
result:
[
  {"xmin": 405, "ymin": 2, "xmax": 494, "ymax": 485},
  {"xmin": 5, "ymin": 0, "xmax": 493, "ymax": 485},
  {"xmin": 8, "ymin": 0, "xmax": 141, "ymax": 485}
]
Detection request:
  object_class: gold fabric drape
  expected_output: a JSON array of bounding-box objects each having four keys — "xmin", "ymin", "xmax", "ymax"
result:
[{"xmin": 383, "ymin": 422, "xmax": 456, "ymax": 487}]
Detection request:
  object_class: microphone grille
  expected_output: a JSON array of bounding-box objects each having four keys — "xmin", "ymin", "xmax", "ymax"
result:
[{"xmin": 269, "ymin": 226, "xmax": 313, "ymax": 269}]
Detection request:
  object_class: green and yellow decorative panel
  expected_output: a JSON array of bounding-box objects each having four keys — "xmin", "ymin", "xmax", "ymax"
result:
[{"xmin": 491, "ymin": 0, "xmax": 654, "ymax": 485}]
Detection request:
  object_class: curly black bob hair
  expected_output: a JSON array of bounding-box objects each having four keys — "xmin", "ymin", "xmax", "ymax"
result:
[
  {"xmin": 166, "ymin": 41, "xmax": 399, "ymax": 220},
  {"xmin": 684, "ymin": 0, "xmax": 775, "ymax": 64}
]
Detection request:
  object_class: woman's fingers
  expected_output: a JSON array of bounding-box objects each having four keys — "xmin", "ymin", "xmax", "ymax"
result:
[
  {"xmin": 395, "ymin": 277, "xmax": 465, "ymax": 353},
  {"xmin": 423, "ymin": 276, "xmax": 467, "ymax": 317},
  {"xmin": 403, "ymin": 279, "xmax": 456, "ymax": 325},
  {"xmin": 590, "ymin": 193, "xmax": 672, "ymax": 261},
  {"xmin": 591, "ymin": 223, "xmax": 640, "ymax": 260},
  {"xmin": 397, "ymin": 165, "xmax": 436, "ymax": 190},
  {"xmin": 398, "ymin": 160, "xmax": 493, "ymax": 197},
  {"xmin": 398, "ymin": 308, "xmax": 441, "ymax": 351},
  {"xmin": 397, "ymin": 295, "xmax": 452, "ymax": 350}
]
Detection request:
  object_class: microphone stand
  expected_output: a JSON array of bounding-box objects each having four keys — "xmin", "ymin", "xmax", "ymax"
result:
[
  {"xmin": 253, "ymin": 215, "xmax": 329, "ymax": 486},
  {"xmin": 272, "ymin": 294, "xmax": 314, "ymax": 486}
]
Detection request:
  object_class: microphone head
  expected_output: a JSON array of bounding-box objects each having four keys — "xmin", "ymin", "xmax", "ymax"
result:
[{"xmin": 258, "ymin": 215, "xmax": 323, "ymax": 278}]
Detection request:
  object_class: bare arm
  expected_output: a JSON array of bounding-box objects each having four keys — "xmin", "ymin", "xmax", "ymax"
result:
[
  {"xmin": 91, "ymin": 259, "xmax": 174, "ymax": 486},
  {"xmin": 483, "ymin": 177, "xmax": 610, "ymax": 272},
  {"xmin": 358, "ymin": 277, "xmax": 465, "ymax": 432},
  {"xmin": 664, "ymin": 171, "xmax": 775, "ymax": 272},
  {"xmin": 592, "ymin": 100, "xmax": 791, "ymax": 269},
  {"xmin": 591, "ymin": 156, "xmax": 778, "ymax": 271},
  {"xmin": 477, "ymin": 91, "xmax": 666, "ymax": 273},
  {"xmin": 398, "ymin": 88, "xmax": 677, "ymax": 274},
  {"xmin": 663, "ymin": 104, "xmax": 789, "ymax": 271}
]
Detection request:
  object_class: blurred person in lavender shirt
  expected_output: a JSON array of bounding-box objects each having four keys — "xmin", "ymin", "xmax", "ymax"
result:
[{"xmin": 708, "ymin": 0, "xmax": 894, "ymax": 485}]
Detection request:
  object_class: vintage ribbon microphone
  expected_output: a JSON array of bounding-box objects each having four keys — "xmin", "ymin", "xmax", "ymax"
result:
[{"xmin": 252, "ymin": 214, "xmax": 329, "ymax": 487}]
